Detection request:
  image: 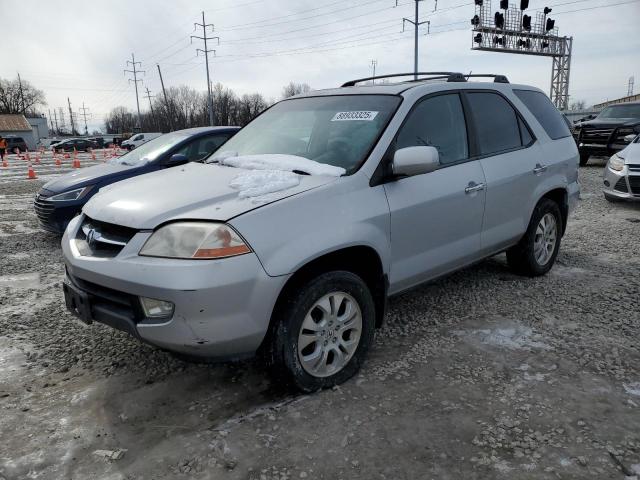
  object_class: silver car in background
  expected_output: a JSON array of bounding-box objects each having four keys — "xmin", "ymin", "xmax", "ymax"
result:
[
  {"xmin": 61, "ymin": 72, "xmax": 579, "ymax": 392},
  {"xmin": 603, "ymin": 134, "xmax": 640, "ymax": 202}
]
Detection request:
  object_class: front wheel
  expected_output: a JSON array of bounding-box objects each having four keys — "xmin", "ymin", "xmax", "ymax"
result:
[
  {"xmin": 269, "ymin": 271, "xmax": 375, "ymax": 392},
  {"xmin": 507, "ymin": 198, "xmax": 562, "ymax": 277}
]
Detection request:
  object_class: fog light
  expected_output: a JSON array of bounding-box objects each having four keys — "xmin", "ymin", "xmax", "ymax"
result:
[
  {"xmin": 604, "ymin": 180, "xmax": 610, "ymax": 187},
  {"xmin": 140, "ymin": 297, "xmax": 174, "ymax": 318}
]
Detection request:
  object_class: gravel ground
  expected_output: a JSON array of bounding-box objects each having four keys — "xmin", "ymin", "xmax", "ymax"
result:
[{"xmin": 0, "ymin": 155, "xmax": 639, "ymax": 480}]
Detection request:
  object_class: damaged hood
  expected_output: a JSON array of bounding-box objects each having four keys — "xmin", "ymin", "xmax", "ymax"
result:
[{"xmin": 82, "ymin": 161, "xmax": 339, "ymax": 229}]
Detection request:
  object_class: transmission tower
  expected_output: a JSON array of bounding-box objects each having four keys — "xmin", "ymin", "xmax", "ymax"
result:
[
  {"xmin": 125, "ymin": 53, "xmax": 145, "ymax": 130},
  {"xmin": 370, "ymin": 60, "xmax": 378, "ymax": 84},
  {"xmin": 398, "ymin": 0, "xmax": 433, "ymax": 80},
  {"xmin": 470, "ymin": 0, "xmax": 572, "ymax": 110},
  {"xmin": 58, "ymin": 107, "xmax": 67, "ymax": 134},
  {"xmin": 191, "ymin": 11, "xmax": 219, "ymax": 126},
  {"xmin": 628, "ymin": 76, "xmax": 635, "ymax": 97},
  {"xmin": 67, "ymin": 98, "xmax": 78, "ymax": 135},
  {"xmin": 79, "ymin": 102, "xmax": 91, "ymax": 135}
]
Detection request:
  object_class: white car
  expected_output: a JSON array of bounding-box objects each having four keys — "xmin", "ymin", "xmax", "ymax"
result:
[
  {"xmin": 121, "ymin": 132, "xmax": 162, "ymax": 150},
  {"xmin": 603, "ymin": 134, "xmax": 640, "ymax": 201}
]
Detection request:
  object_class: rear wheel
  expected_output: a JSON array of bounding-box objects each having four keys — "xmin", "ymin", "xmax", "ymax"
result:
[
  {"xmin": 507, "ymin": 198, "xmax": 562, "ymax": 277},
  {"xmin": 269, "ymin": 271, "xmax": 375, "ymax": 392},
  {"xmin": 579, "ymin": 152, "xmax": 590, "ymax": 166}
]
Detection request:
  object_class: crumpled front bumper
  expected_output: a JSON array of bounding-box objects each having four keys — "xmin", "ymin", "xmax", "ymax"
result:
[{"xmin": 61, "ymin": 215, "xmax": 289, "ymax": 359}]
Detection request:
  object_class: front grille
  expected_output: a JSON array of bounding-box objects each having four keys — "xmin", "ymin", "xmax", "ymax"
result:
[
  {"xmin": 75, "ymin": 216, "xmax": 138, "ymax": 257},
  {"xmin": 628, "ymin": 164, "xmax": 640, "ymax": 172},
  {"xmin": 629, "ymin": 176, "xmax": 640, "ymax": 195},
  {"xmin": 581, "ymin": 128, "xmax": 614, "ymax": 145},
  {"xmin": 33, "ymin": 192, "xmax": 55, "ymax": 226},
  {"xmin": 68, "ymin": 272, "xmax": 143, "ymax": 326},
  {"xmin": 614, "ymin": 178, "xmax": 628, "ymax": 193}
]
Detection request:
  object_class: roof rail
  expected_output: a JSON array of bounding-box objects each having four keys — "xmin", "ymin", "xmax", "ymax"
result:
[
  {"xmin": 341, "ymin": 72, "xmax": 465, "ymax": 87},
  {"xmin": 465, "ymin": 74, "xmax": 510, "ymax": 83}
]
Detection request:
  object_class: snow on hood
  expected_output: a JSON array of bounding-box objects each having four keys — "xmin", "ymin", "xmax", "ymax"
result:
[
  {"xmin": 230, "ymin": 170, "xmax": 300, "ymax": 199},
  {"xmin": 214, "ymin": 152, "xmax": 346, "ymax": 177}
]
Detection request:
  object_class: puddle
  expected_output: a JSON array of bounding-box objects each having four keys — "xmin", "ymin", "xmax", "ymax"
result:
[{"xmin": 0, "ymin": 273, "xmax": 41, "ymax": 289}]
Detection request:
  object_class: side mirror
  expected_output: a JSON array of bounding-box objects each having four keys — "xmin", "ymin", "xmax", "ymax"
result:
[
  {"xmin": 165, "ymin": 153, "xmax": 189, "ymax": 166},
  {"xmin": 624, "ymin": 134, "xmax": 637, "ymax": 143},
  {"xmin": 392, "ymin": 146, "xmax": 440, "ymax": 177}
]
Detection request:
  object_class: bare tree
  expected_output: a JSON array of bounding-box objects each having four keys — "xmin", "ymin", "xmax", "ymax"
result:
[
  {"xmin": 569, "ymin": 99, "xmax": 587, "ymax": 111},
  {"xmin": 281, "ymin": 82, "xmax": 311, "ymax": 99},
  {"xmin": 0, "ymin": 76, "xmax": 46, "ymax": 115},
  {"xmin": 104, "ymin": 106, "xmax": 136, "ymax": 134}
]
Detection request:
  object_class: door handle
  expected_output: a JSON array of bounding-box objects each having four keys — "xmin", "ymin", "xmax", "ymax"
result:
[
  {"xmin": 533, "ymin": 163, "xmax": 548, "ymax": 174},
  {"xmin": 465, "ymin": 182, "xmax": 485, "ymax": 194}
]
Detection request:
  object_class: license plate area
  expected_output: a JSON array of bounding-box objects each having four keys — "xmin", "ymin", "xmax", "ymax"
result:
[{"xmin": 63, "ymin": 280, "xmax": 93, "ymax": 324}]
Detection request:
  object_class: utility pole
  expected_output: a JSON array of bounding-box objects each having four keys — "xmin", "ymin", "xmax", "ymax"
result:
[
  {"xmin": 157, "ymin": 64, "xmax": 174, "ymax": 131},
  {"xmin": 17, "ymin": 73, "xmax": 26, "ymax": 114},
  {"xmin": 52, "ymin": 109, "xmax": 59, "ymax": 135},
  {"xmin": 143, "ymin": 87, "xmax": 156, "ymax": 130},
  {"xmin": 125, "ymin": 53, "xmax": 144, "ymax": 130},
  {"xmin": 67, "ymin": 97, "xmax": 77, "ymax": 135},
  {"xmin": 58, "ymin": 107, "xmax": 66, "ymax": 134},
  {"xmin": 370, "ymin": 60, "xmax": 378, "ymax": 84},
  {"xmin": 191, "ymin": 11, "xmax": 219, "ymax": 126},
  {"xmin": 79, "ymin": 102, "xmax": 91, "ymax": 135},
  {"xmin": 399, "ymin": 0, "xmax": 431, "ymax": 80}
]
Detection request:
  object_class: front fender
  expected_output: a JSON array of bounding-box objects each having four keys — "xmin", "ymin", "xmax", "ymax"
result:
[{"xmin": 230, "ymin": 173, "xmax": 391, "ymax": 277}]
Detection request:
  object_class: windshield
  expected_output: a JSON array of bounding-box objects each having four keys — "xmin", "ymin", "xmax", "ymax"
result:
[
  {"xmin": 208, "ymin": 95, "xmax": 401, "ymax": 174},
  {"xmin": 110, "ymin": 131, "xmax": 188, "ymax": 166},
  {"xmin": 597, "ymin": 104, "xmax": 640, "ymax": 120}
]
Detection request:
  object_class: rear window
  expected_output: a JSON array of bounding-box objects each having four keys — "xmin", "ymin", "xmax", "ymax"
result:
[{"xmin": 514, "ymin": 90, "xmax": 571, "ymax": 140}]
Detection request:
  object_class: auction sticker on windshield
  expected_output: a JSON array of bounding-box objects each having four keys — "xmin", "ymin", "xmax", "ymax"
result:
[{"xmin": 331, "ymin": 111, "xmax": 379, "ymax": 121}]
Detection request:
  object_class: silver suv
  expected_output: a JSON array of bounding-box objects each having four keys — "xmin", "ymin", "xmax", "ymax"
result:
[{"xmin": 62, "ymin": 72, "xmax": 579, "ymax": 392}]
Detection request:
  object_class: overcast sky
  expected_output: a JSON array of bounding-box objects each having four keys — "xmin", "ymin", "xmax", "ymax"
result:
[{"xmin": 2, "ymin": 0, "xmax": 638, "ymax": 132}]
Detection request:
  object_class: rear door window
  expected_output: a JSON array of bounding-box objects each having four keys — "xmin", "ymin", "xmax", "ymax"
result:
[
  {"xmin": 466, "ymin": 92, "xmax": 522, "ymax": 156},
  {"xmin": 396, "ymin": 93, "xmax": 469, "ymax": 165},
  {"xmin": 514, "ymin": 89, "xmax": 571, "ymax": 140}
]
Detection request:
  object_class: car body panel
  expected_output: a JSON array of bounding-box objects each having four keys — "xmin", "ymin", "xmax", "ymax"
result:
[
  {"xmin": 603, "ymin": 138, "xmax": 640, "ymax": 200},
  {"xmin": 84, "ymin": 162, "xmax": 339, "ymax": 229}
]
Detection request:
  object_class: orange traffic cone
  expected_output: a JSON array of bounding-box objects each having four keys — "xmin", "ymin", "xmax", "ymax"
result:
[
  {"xmin": 73, "ymin": 156, "xmax": 81, "ymax": 168},
  {"xmin": 27, "ymin": 162, "xmax": 37, "ymax": 179}
]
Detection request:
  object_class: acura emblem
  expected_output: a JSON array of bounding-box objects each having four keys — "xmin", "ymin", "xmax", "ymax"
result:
[{"xmin": 86, "ymin": 228, "xmax": 97, "ymax": 248}]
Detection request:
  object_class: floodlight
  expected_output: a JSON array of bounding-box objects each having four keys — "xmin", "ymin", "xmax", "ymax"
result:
[
  {"xmin": 500, "ymin": 0, "xmax": 508, "ymax": 9},
  {"xmin": 522, "ymin": 14, "xmax": 531, "ymax": 30},
  {"xmin": 543, "ymin": 7, "xmax": 552, "ymax": 15},
  {"xmin": 520, "ymin": 0, "xmax": 529, "ymax": 10},
  {"xmin": 495, "ymin": 12, "xmax": 505, "ymax": 29},
  {"xmin": 471, "ymin": 15, "xmax": 480, "ymax": 26},
  {"xmin": 474, "ymin": 33, "xmax": 483, "ymax": 44}
]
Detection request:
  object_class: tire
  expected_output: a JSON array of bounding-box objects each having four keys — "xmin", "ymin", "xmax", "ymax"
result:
[
  {"xmin": 269, "ymin": 271, "xmax": 375, "ymax": 393},
  {"xmin": 579, "ymin": 153, "xmax": 590, "ymax": 166},
  {"xmin": 604, "ymin": 193, "xmax": 621, "ymax": 203},
  {"xmin": 507, "ymin": 198, "xmax": 562, "ymax": 277}
]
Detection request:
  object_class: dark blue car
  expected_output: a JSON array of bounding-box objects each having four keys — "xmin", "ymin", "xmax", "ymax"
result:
[{"xmin": 34, "ymin": 126, "xmax": 240, "ymax": 233}]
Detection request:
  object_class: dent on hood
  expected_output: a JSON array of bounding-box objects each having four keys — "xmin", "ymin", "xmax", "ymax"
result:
[{"xmin": 214, "ymin": 153, "xmax": 345, "ymax": 203}]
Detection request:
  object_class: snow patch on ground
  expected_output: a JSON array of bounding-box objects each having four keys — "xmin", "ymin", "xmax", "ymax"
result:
[
  {"xmin": 229, "ymin": 170, "xmax": 300, "ymax": 199},
  {"xmin": 217, "ymin": 153, "xmax": 345, "ymax": 177},
  {"xmin": 456, "ymin": 326, "xmax": 550, "ymax": 351},
  {"xmin": 623, "ymin": 382, "xmax": 640, "ymax": 396}
]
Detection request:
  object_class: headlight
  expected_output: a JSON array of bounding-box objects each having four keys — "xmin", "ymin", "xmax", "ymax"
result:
[
  {"xmin": 139, "ymin": 222, "xmax": 251, "ymax": 259},
  {"xmin": 49, "ymin": 186, "xmax": 92, "ymax": 202},
  {"xmin": 608, "ymin": 154, "xmax": 625, "ymax": 172}
]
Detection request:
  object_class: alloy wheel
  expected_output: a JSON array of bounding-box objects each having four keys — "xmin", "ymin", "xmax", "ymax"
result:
[
  {"xmin": 297, "ymin": 292, "xmax": 362, "ymax": 378},
  {"xmin": 533, "ymin": 212, "xmax": 557, "ymax": 266}
]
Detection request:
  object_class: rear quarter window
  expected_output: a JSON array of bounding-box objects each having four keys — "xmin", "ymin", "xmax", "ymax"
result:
[{"xmin": 514, "ymin": 89, "xmax": 571, "ymax": 140}]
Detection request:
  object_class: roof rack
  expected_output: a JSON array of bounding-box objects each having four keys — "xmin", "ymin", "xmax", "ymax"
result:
[
  {"xmin": 341, "ymin": 72, "xmax": 509, "ymax": 87},
  {"xmin": 341, "ymin": 72, "xmax": 465, "ymax": 87},
  {"xmin": 465, "ymin": 74, "xmax": 510, "ymax": 83}
]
